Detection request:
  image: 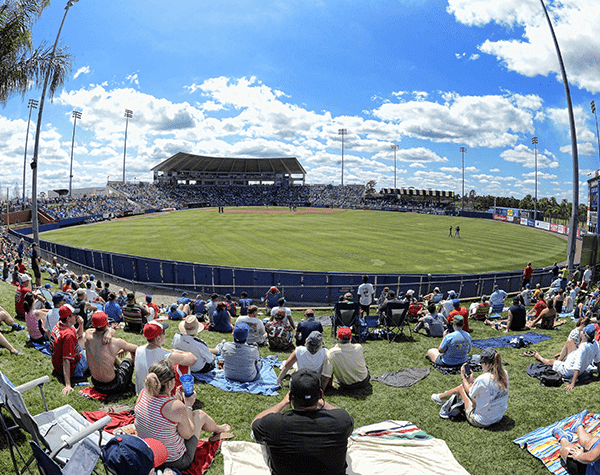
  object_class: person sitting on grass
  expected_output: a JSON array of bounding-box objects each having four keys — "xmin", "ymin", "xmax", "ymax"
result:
[
  {"xmin": 469, "ymin": 295, "xmax": 490, "ymax": 321},
  {"xmin": 552, "ymin": 409, "xmax": 600, "ymax": 474},
  {"xmin": 277, "ymin": 331, "xmax": 331, "ymax": 388},
  {"xmin": 134, "ymin": 359, "xmax": 232, "ymax": 472},
  {"xmin": 483, "ymin": 296, "xmax": 527, "ymax": 332},
  {"xmin": 528, "ymin": 298, "xmax": 566, "ymax": 329},
  {"xmin": 426, "ymin": 315, "xmax": 472, "ymax": 367},
  {"xmin": 295, "ymin": 308, "xmax": 323, "ymax": 346},
  {"xmin": 270, "ymin": 297, "xmax": 295, "ymax": 329},
  {"xmin": 22, "ymin": 292, "xmax": 48, "ymax": 344},
  {"xmin": 172, "ymin": 315, "xmax": 218, "ymax": 373},
  {"xmin": 208, "ymin": 301, "xmax": 233, "ymax": 333},
  {"xmin": 431, "ymin": 347, "xmax": 509, "ymax": 428},
  {"xmin": 264, "ymin": 286, "xmax": 281, "ymax": 314},
  {"xmin": 558, "ymin": 316, "xmax": 592, "ymax": 359},
  {"xmin": 266, "ymin": 309, "xmax": 294, "ymax": 351},
  {"xmin": 167, "ymin": 303, "xmax": 187, "ymax": 321},
  {"xmin": 235, "ymin": 304, "xmax": 266, "ymax": 346},
  {"xmin": 414, "ymin": 303, "xmax": 446, "ymax": 337},
  {"xmin": 526, "ymin": 295, "xmax": 547, "ymax": 323},
  {"xmin": 104, "ymin": 292, "xmax": 124, "ymax": 323},
  {"xmin": 145, "ymin": 295, "xmax": 161, "ymax": 321},
  {"xmin": 84, "ymin": 312, "xmax": 138, "ymax": 395},
  {"xmin": 0, "ymin": 303, "xmax": 26, "ymax": 333},
  {"xmin": 531, "ymin": 324, "xmax": 600, "ymax": 391},
  {"xmin": 324, "ymin": 327, "xmax": 369, "ymax": 390},
  {"xmin": 447, "ymin": 299, "xmax": 470, "ymax": 333},
  {"xmin": 221, "ymin": 322, "xmax": 261, "ymax": 382}
]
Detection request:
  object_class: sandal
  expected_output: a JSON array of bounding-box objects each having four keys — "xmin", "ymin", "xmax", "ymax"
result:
[
  {"xmin": 519, "ymin": 351, "xmax": 535, "ymax": 357},
  {"xmin": 208, "ymin": 432, "xmax": 235, "ymax": 441}
]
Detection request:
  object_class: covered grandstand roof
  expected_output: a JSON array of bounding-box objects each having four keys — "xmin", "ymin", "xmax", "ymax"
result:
[{"xmin": 151, "ymin": 152, "xmax": 306, "ymax": 175}]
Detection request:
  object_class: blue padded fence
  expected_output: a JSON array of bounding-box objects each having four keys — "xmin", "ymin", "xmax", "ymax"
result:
[{"xmin": 9, "ymin": 225, "xmax": 566, "ymax": 306}]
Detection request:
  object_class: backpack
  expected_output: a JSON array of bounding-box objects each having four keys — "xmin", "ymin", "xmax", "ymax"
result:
[{"xmin": 439, "ymin": 394, "xmax": 465, "ymax": 419}]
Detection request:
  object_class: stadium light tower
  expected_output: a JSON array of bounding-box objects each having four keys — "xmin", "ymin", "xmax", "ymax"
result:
[
  {"xmin": 391, "ymin": 144, "xmax": 398, "ymax": 189},
  {"xmin": 459, "ymin": 147, "xmax": 467, "ymax": 212},
  {"xmin": 30, "ymin": 0, "xmax": 80, "ymax": 245},
  {"xmin": 532, "ymin": 137, "xmax": 538, "ymax": 220},
  {"xmin": 591, "ymin": 101, "xmax": 600, "ymax": 234},
  {"xmin": 22, "ymin": 98, "xmax": 38, "ymax": 208},
  {"xmin": 539, "ymin": 0, "xmax": 579, "ymax": 271},
  {"xmin": 69, "ymin": 110, "xmax": 82, "ymax": 197},
  {"xmin": 123, "ymin": 109, "xmax": 133, "ymax": 183},
  {"xmin": 338, "ymin": 129, "xmax": 347, "ymax": 186}
]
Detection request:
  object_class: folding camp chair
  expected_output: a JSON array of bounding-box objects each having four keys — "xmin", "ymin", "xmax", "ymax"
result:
[
  {"xmin": 382, "ymin": 301, "xmax": 411, "ymax": 343},
  {"xmin": 29, "ymin": 437, "xmax": 101, "ymax": 475},
  {"xmin": 490, "ymin": 302, "xmax": 504, "ymax": 314},
  {"xmin": 0, "ymin": 371, "xmax": 112, "ymax": 473},
  {"xmin": 361, "ymin": 313, "xmax": 381, "ymax": 340},
  {"xmin": 332, "ymin": 301, "xmax": 361, "ymax": 340}
]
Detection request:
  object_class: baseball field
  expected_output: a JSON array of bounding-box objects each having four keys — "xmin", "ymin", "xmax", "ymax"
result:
[{"xmin": 40, "ymin": 207, "xmax": 567, "ymax": 273}]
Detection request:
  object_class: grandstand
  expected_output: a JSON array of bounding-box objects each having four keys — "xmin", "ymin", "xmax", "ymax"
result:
[{"xmin": 151, "ymin": 152, "xmax": 306, "ymax": 186}]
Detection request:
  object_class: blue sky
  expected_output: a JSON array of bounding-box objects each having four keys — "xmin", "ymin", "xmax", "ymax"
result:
[{"xmin": 2, "ymin": 0, "xmax": 600, "ymax": 203}]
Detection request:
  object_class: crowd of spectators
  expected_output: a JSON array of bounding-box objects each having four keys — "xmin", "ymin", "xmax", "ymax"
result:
[{"xmin": 39, "ymin": 195, "xmax": 137, "ymax": 220}]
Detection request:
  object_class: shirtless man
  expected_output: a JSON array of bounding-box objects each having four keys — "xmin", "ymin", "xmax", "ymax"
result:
[{"xmin": 84, "ymin": 312, "xmax": 138, "ymax": 395}]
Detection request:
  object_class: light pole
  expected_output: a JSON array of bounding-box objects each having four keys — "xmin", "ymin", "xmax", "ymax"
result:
[
  {"xmin": 539, "ymin": 0, "xmax": 578, "ymax": 270},
  {"xmin": 30, "ymin": 0, "xmax": 80, "ymax": 245},
  {"xmin": 123, "ymin": 109, "xmax": 133, "ymax": 183},
  {"xmin": 460, "ymin": 147, "xmax": 467, "ymax": 212},
  {"xmin": 532, "ymin": 137, "xmax": 538, "ymax": 220},
  {"xmin": 591, "ymin": 101, "xmax": 600, "ymax": 234},
  {"xmin": 338, "ymin": 129, "xmax": 347, "ymax": 186},
  {"xmin": 69, "ymin": 110, "xmax": 82, "ymax": 197},
  {"xmin": 22, "ymin": 99, "xmax": 38, "ymax": 209},
  {"xmin": 391, "ymin": 144, "xmax": 398, "ymax": 189}
]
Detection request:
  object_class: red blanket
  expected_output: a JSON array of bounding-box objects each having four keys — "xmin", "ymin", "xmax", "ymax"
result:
[{"xmin": 83, "ymin": 410, "xmax": 221, "ymax": 475}]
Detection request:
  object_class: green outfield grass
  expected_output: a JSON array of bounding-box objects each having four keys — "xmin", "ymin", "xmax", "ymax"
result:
[
  {"xmin": 0, "ymin": 278, "xmax": 595, "ymax": 475},
  {"xmin": 40, "ymin": 208, "xmax": 567, "ymax": 274}
]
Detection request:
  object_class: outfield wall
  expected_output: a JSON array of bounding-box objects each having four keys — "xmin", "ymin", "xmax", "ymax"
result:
[{"xmin": 10, "ymin": 226, "xmax": 558, "ymax": 305}]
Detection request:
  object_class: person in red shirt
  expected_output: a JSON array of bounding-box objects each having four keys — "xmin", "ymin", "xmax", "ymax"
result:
[
  {"xmin": 522, "ymin": 262, "xmax": 533, "ymax": 290},
  {"xmin": 14, "ymin": 274, "xmax": 44, "ymax": 319},
  {"xmin": 145, "ymin": 295, "xmax": 161, "ymax": 320},
  {"xmin": 50, "ymin": 304, "xmax": 88, "ymax": 395},
  {"xmin": 447, "ymin": 299, "xmax": 470, "ymax": 333},
  {"xmin": 526, "ymin": 296, "xmax": 548, "ymax": 325}
]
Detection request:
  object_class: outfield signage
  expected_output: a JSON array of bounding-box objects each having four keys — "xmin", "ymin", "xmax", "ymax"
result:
[{"xmin": 493, "ymin": 214, "xmax": 507, "ymax": 221}]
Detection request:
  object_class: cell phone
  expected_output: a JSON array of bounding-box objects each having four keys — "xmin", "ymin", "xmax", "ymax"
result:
[{"xmin": 464, "ymin": 364, "xmax": 472, "ymax": 376}]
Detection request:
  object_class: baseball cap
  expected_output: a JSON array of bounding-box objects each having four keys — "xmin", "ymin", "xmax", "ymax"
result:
[
  {"xmin": 182, "ymin": 291, "xmax": 188, "ymax": 296},
  {"xmin": 480, "ymin": 347, "xmax": 497, "ymax": 364},
  {"xmin": 58, "ymin": 304, "xmax": 74, "ymax": 321},
  {"xmin": 270, "ymin": 286, "xmax": 278, "ymax": 293},
  {"xmin": 127, "ymin": 292, "xmax": 135, "ymax": 301},
  {"xmin": 143, "ymin": 321, "xmax": 169, "ymax": 340},
  {"xmin": 89, "ymin": 274, "xmax": 95, "ymax": 279},
  {"xmin": 290, "ymin": 369, "xmax": 321, "ymax": 405},
  {"xmin": 225, "ymin": 293, "xmax": 231, "ymax": 298},
  {"xmin": 305, "ymin": 331, "xmax": 323, "ymax": 349},
  {"xmin": 526, "ymin": 283, "xmax": 530, "ymax": 288},
  {"xmin": 448, "ymin": 290, "xmax": 456, "ymax": 299},
  {"xmin": 305, "ymin": 308, "xmax": 314, "ymax": 316},
  {"xmin": 344, "ymin": 292, "xmax": 353, "ymax": 300},
  {"xmin": 406, "ymin": 289, "xmax": 415, "ymax": 295},
  {"xmin": 145, "ymin": 295, "xmax": 152, "ymax": 302},
  {"xmin": 102, "ymin": 434, "xmax": 168, "ymax": 475},
  {"xmin": 233, "ymin": 322, "xmax": 250, "ymax": 342},
  {"xmin": 44, "ymin": 283, "xmax": 52, "ymax": 289},
  {"xmin": 452, "ymin": 298, "xmax": 460, "ymax": 307},
  {"xmin": 92, "ymin": 312, "xmax": 109, "ymax": 329},
  {"xmin": 170, "ymin": 303, "xmax": 178, "ymax": 311},
  {"xmin": 52, "ymin": 293, "xmax": 66, "ymax": 305},
  {"xmin": 337, "ymin": 327, "xmax": 352, "ymax": 340},
  {"xmin": 584, "ymin": 324, "xmax": 596, "ymax": 340}
]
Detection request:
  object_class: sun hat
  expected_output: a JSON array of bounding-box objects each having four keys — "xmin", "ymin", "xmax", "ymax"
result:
[{"xmin": 179, "ymin": 315, "xmax": 202, "ymax": 336}]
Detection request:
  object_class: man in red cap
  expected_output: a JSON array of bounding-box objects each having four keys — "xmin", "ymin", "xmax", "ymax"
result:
[
  {"xmin": 50, "ymin": 304, "xmax": 87, "ymax": 395},
  {"xmin": 134, "ymin": 321, "xmax": 197, "ymax": 394},
  {"xmin": 324, "ymin": 327, "xmax": 369, "ymax": 390},
  {"xmin": 84, "ymin": 312, "xmax": 139, "ymax": 395}
]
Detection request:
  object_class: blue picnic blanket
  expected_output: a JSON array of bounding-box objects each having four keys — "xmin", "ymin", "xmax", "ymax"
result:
[
  {"xmin": 472, "ymin": 332, "xmax": 552, "ymax": 349},
  {"xmin": 192, "ymin": 355, "xmax": 282, "ymax": 396},
  {"xmin": 32, "ymin": 340, "xmax": 52, "ymax": 356}
]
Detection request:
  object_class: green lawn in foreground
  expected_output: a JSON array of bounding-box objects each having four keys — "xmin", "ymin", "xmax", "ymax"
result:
[
  {"xmin": 0, "ymin": 278, "xmax": 594, "ymax": 475},
  {"xmin": 40, "ymin": 208, "xmax": 567, "ymax": 274}
]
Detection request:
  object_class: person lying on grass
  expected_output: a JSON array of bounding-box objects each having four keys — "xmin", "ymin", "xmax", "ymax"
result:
[
  {"xmin": 431, "ymin": 347, "xmax": 509, "ymax": 428},
  {"xmin": 531, "ymin": 324, "xmax": 600, "ymax": 391},
  {"xmin": 552, "ymin": 409, "xmax": 600, "ymax": 475}
]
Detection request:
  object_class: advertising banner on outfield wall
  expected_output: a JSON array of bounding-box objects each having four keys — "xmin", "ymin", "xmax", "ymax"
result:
[
  {"xmin": 535, "ymin": 220, "xmax": 551, "ymax": 231},
  {"xmin": 558, "ymin": 224, "xmax": 565, "ymax": 234},
  {"xmin": 507, "ymin": 215, "xmax": 514, "ymax": 222},
  {"xmin": 550, "ymin": 223, "xmax": 558, "ymax": 233},
  {"xmin": 493, "ymin": 214, "xmax": 507, "ymax": 221}
]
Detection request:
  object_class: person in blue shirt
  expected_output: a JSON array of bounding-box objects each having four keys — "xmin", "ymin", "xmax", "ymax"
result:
[
  {"xmin": 209, "ymin": 302, "xmax": 233, "ymax": 333},
  {"xmin": 193, "ymin": 294, "xmax": 206, "ymax": 318},
  {"xmin": 177, "ymin": 291, "xmax": 192, "ymax": 306},
  {"xmin": 167, "ymin": 303, "xmax": 186, "ymax": 321},
  {"xmin": 105, "ymin": 292, "xmax": 124, "ymax": 323},
  {"xmin": 239, "ymin": 291, "xmax": 252, "ymax": 316},
  {"xmin": 224, "ymin": 294, "xmax": 237, "ymax": 318},
  {"xmin": 426, "ymin": 315, "xmax": 471, "ymax": 366}
]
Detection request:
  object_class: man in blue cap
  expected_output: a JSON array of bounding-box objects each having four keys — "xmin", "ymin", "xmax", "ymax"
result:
[
  {"xmin": 533, "ymin": 324, "xmax": 600, "ymax": 391},
  {"xmin": 221, "ymin": 322, "xmax": 261, "ymax": 382}
]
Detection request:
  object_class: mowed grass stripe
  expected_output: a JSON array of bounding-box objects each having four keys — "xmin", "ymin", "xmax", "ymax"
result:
[{"xmin": 41, "ymin": 208, "xmax": 567, "ymax": 274}]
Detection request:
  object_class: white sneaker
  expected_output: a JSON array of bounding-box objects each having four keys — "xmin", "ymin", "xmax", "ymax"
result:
[{"xmin": 431, "ymin": 393, "xmax": 444, "ymax": 405}]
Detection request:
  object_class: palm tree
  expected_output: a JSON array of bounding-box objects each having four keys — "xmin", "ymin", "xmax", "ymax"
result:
[{"xmin": 0, "ymin": 0, "xmax": 72, "ymax": 105}]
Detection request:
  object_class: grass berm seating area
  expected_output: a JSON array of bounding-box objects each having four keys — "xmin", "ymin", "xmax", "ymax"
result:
[{"xmin": 0, "ymin": 278, "xmax": 595, "ymax": 475}]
